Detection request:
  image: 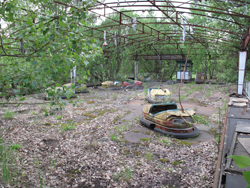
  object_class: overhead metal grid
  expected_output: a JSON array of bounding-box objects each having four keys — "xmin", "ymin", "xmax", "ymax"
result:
[{"xmin": 84, "ymin": 0, "xmax": 250, "ymax": 57}]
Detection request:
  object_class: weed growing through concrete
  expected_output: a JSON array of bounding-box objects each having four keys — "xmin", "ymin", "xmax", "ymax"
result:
[
  {"xmin": 3, "ymin": 110, "xmax": 14, "ymax": 119},
  {"xmin": 140, "ymin": 138, "xmax": 150, "ymax": 142}
]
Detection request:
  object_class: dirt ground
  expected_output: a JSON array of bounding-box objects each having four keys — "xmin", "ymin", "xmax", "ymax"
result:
[{"xmin": 0, "ymin": 82, "xmax": 236, "ymax": 188}]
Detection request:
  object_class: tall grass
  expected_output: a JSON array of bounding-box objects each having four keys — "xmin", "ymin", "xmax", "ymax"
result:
[{"xmin": 0, "ymin": 138, "xmax": 17, "ymax": 185}]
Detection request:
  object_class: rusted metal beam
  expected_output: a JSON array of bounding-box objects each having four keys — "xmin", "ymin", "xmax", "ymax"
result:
[
  {"xmin": 94, "ymin": 1, "xmax": 184, "ymax": 53},
  {"xmin": 86, "ymin": 9, "xmax": 245, "ymax": 27},
  {"xmin": 240, "ymin": 27, "xmax": 250, "ymax": 50},
  {"xmin": 134, "ymin": 54, "xmax": 185, "ymax": 60},
  {"xmin": 90, "ymin": 3, "xmax": 250, "ymax": 19}
]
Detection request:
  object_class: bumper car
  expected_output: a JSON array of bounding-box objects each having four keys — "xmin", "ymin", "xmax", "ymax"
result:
[
  {"xmin": 140, "ymin": 103, "xmax": 199, "ymax": 139},
  {"xmin": 101, "ymin": 81, "xmax": 122, "ymax": 90},
  {"xmin": 146, "ymin": 88, "xmax": 172, "ymax": 104},
  {"xmin": 122, "ymin": 80, "xmax": 143, "ymax": 90}
]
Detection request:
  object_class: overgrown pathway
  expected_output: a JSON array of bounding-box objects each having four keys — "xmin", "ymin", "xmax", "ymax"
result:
[{"xmin": 0, "ymin": 82, "xmax": 234, "ymax": 187}]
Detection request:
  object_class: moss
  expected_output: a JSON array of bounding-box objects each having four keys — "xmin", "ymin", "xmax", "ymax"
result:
[
  {"xmin": 172, "ymin": 160, "xmax": 182, "ymax": 166},
  {"xmin": 172, "ymin": 139, "xmax": 192, "ymax": 147},
  {"xmin": 132, "ymin": 130, "xmax": 140, "ymax": 133},
  {"xmin": 140, "ymin": 138, "xmax": 150, "ymax": 142},
  {"xmin": 159, "ymin": 158, "xmax": 169, "ymax": 163},
  {"xmin": 142, "ymin": 131, "xmax": 151, "ymax": 135},
  {"xmin": 44, "ymin": 123, "xmax": 51, "ymax": 126}
]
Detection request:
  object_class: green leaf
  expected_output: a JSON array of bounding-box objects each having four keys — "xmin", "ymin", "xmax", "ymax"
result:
[
  {"xmin": 31, "ymin": 60, "xmax": 37, "ymax": 66},
  {"xmin": 59, "ymin": 20, "xmax": 67, "ymax": 27},
  {"xmin": 0, "ymin": 92, "xmax": 7, "ymax": 96},
  {"xmin": 56, "ymin": 83, "xmax": 60, "ymax": 87},
  {"xmin": 65, "ymin": 91, "xmax": 73, "ymax": 99},
  {"xmin": 27, "ymin": 19, "xmax": 33, "ymax": 25},
  {"xmin": 243, "ymin": 171, "xmax": 250, "ymax": 184},
  {"xmin": 246, "ymin": 184, "xmax": 250, "ymax": 188},
  {"xmin": 20, "ymin": 97, "xmax": 25, "ymax": 101},
  {"xmin": 31, "ymin": 81, "xmax": 38, "ymax": 88},
  {"xmin": 8, "ymin": 13, "xmax": 14, "ymax": 21},
  {"xmin": 228, "ymin": 155, "xmax": 250, "ymax": 168}
]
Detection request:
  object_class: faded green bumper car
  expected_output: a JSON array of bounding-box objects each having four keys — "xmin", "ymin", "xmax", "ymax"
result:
[{"xmin": 140, "ymin": 103, "xmax": 199, "ymax": 139}]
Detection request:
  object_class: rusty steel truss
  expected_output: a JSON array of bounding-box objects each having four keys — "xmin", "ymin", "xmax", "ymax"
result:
[{"xmin": 83, "ymin": 0, "xmax": 250, "ymax": 57}]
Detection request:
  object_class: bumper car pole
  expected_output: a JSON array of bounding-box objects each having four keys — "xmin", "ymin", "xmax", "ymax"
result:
[{"xmin": 179, "ymin": 43, "xmax": 192, "ymax": 112}]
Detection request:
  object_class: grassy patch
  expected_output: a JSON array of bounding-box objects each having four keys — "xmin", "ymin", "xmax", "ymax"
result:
[
  {"xmin": 61, "ymin": 122, "xmax": 75, "ymax": 131},
  {"xmin": 0, "ymin": 138, "xmax": 18, "ymax": 185},
  {"xmin": 160, "ymin": 138, "xmax": 171, "ymax": 145},
  {"xmin": 145, "ymin": 153, "xmax": 153, "ymax": 161},
  {"xmin": 194, "ymin": 115, "xmax": 210, "ymax": 126},
  {"xmin": 10, "ymin": 144, "xmax": 22, "ymax": 150},
  {"xmin": 173, "ymin": 139, "xmax": 192, "ymax": 147},
  {"xmin": 172, "ymin": 160, "xmax": 182, "ymax": 166},
  {"xmin": 113, "ymin": 167, "xmax": 134, "ymax": 182},
  {"xmin": 110, "ymin": 134, "xmax": 119, "ymax": 141},
  {"xmin": 56, "ymin": 115, "xmax": 63, "ymax": 120},
  {"xmin": 114, "ymin": 124, "xmax": 130, "ymax": 134},
  {"xmin": 2, "ymin": 110, "xmax": 14, "ymax": 119}
]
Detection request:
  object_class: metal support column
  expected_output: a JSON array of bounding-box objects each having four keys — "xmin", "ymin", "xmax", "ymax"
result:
[
  {"xmin": 238, "ymin": 51, "xmax": 247, "ymax": 95},
  {"xmin": 71, "ymin": 66, "xmax": 77, "ymax": 84}
]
